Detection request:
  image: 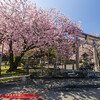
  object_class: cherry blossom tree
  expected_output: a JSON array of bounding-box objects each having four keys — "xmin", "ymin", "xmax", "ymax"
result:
[{"xmin": 0, "ymin": 0, "xmax": 82, "ymax": 71}]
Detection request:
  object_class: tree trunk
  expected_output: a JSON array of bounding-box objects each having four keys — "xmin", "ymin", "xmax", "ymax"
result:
[
  {"xmin": 7, "ymin": 56, "xmax": 22, "ymax": 72},
  {"xmin": 7, "ymin": 41, "xmax": 14, "ymax": 72},
  {"xmin": 7, "ymin": 41, "xmax": 25, "ymax": 72}
]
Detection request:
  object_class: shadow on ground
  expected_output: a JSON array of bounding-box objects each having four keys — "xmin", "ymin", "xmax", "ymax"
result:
[{"xmin": 0, "ymin": 79, "xmax": 100, "ymax": 100}]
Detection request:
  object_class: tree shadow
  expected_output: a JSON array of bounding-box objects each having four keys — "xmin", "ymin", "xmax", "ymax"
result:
[{"xmin": 0, "ymin": 79, "xmax": 100, "ymax": 100}]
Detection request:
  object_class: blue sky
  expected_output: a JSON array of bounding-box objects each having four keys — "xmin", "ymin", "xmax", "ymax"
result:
[{"xmin": 32, "ymin": 0, "xmax": 100, "ymax": 35}]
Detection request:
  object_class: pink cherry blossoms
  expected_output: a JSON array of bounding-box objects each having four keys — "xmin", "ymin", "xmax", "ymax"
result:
[{"xmin": 0, "ymin": 0, "xmax": 82, "ymax": 59}]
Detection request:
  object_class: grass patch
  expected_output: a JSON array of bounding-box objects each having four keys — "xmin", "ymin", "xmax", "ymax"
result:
[
  {"xmin": 0, "ymin": 69, "xmax": 27, "ymax": 82},
  {"xmin": 0, "ymin": 62, "xmax": 27, "ymax": 82},
  {"xmin": 0, "ymin": 78, "xmax": 22, "ymax": 82},
  {"xmin": 1, "ymin": 69, "xmax": 26, "ymax": 77}
]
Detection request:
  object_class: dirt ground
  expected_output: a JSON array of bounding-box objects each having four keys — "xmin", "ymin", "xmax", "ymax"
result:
[{"xmin": 0, "ymin": 79, "xmax": 100, "ymax": 100}]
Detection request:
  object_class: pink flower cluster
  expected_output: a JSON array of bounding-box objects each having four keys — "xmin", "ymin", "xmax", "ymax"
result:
[{"xmin": 0, "ymin": 0, "xmax": 82, "ymax": 59}]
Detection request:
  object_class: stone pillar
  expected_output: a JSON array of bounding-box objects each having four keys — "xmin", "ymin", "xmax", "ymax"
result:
[{"xmin": 93, "ymin": 41, "xmax": 99, "ymax": 71}]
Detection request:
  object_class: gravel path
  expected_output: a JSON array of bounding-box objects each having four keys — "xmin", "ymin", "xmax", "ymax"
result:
[{"xmin": 0, "ymin": 78, "xmax": 100, "ymax": 100}]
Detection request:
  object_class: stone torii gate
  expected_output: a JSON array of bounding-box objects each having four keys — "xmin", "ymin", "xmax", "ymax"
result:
[{"xmin": 75, "ymin": 33, "xmax": 100, "ymax": 71}]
